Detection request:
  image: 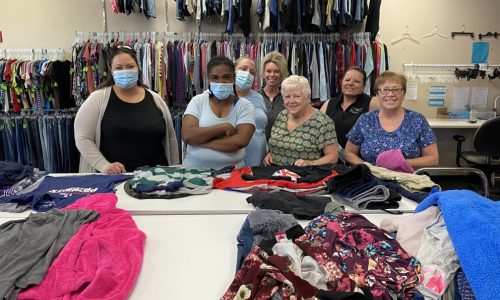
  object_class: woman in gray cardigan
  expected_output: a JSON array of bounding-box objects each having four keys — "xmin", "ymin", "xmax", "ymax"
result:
[{"xmin": 74, "ymin": 46, "xmax": 179, "ymax": 174}]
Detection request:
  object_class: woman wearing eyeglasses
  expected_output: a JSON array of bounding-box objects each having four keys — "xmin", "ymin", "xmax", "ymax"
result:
[
  {"xmin": 344, "ymin": 71, "xmax": 438, "ymax": 172},
  {"xmin": 75, "ymin": 46, "xmax": 179, "ymax": 174}
]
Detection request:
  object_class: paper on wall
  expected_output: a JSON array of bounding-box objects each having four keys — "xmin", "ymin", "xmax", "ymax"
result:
[
  {"xmin": 428, "ymin": 85, "xmax": 446, "ymax": 107},
  {"xmin": 405, "ymin": 82, "xmax": 417, "ymax": 101},
  {"xmin": 451, "ymin": 87, "xmax": 469, "ymax": 110},
  {"xmin": 471, "ymin": 87, "xmax": 488, "ymax": 109}
]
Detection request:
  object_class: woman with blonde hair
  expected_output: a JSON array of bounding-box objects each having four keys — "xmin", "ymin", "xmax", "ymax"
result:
[{"xmin": 259, "ymin": 51, "xmax": 289, "ymax": 141}]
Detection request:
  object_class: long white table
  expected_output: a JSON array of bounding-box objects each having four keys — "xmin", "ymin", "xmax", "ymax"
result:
[
  {"xmin": 0, "ymin": 185, "xmax": 418, "ymax": 218},
  {"xmin": 0, "ymin": 212, "xmax": 406, "ymax": 300},
  {"xmin": 129, "ymin": 213, "xmax": 407, "ymax": 299},
  {"xmin": 114, "ymin": 183, "xmax": 418, "ymax": 215}
]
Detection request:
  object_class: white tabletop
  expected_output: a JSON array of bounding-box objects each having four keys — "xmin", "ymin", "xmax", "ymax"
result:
[
  {"xmin": 427, "ymin": 118, "xmax": 484, "ymax": 129},
  {"xmin": 114, "ymin": 183, "xmax": 418, "ymax": 215},
  {"xmin": 0, "ymin": 181, "xmax": 418, "ymax": 218},
  {"xmin": 0, "ymin": 211, "xmax": 410, "ymax": 299},
  {"xmin": 129, "ymin": 213, "xmax": 403, "ymax": 300}
]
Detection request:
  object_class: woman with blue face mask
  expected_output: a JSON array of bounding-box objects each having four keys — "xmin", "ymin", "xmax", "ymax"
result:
[
  {"xmin": 74, "ymin": 46, "xmax": 179, "ymax": 174},
  {"xmin": 182, "ymin": 56, "xmax": 256, "ymax": 169},
  {"xmin": 234, "ymin": 57, "xmax": 267, "ymax": 166}
]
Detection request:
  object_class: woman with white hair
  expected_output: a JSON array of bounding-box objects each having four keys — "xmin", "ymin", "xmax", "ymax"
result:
[{"xmin": 263, "ymin": 75, "xmax": 339, "ymax": 166}]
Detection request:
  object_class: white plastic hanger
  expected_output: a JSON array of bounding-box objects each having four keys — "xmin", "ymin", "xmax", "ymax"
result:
[
  {"xmin": 421, "ymin": 24, "xmax": 448, "ymax": 40},
  {"xmin": 391, "ymin": 26, "xmax": 420, "ymax": 45}
]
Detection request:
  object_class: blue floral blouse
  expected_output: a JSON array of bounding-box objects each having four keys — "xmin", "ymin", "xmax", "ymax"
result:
[{"xmin": 346, "ymin": 109, "xmax": 437, "ymax": 164}]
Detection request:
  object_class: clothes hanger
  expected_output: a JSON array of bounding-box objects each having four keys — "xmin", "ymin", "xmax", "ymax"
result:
[
  {"xmin": 479, "ymin": 26, "xmax": 499, "ymax": 40},
  {"xmin": 391, "ymin": 26, "xmax": 420, "ymax": 45},
  {"xmin": 451, "ymin": 25, "xmax": 474, "ymax": 38},
  {"xmin": 421, "ymin": 24, "xmax": 448, "ymax": 40}
]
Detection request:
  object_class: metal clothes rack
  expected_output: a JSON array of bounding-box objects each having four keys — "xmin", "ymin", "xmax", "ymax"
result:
[
  {"xmin": 403, "ymin": 63, "xmax": 500, "ymax": 83},
  {"xmin": 74, "ymin": 31, "xmax": 372, "ymax": 44},
  {"xmin": 0, "ymin": 48, "xmax": 65, "ymax": 60}
]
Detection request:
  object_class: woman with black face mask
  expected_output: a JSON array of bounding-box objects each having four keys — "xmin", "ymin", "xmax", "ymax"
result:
[
  {"xmin": 74, "ymin": 46, "xmax": 179, "ymax": 174},
  {"xmin": 181, "ymin": 56, "xmax": 256, "ymax": 169}
]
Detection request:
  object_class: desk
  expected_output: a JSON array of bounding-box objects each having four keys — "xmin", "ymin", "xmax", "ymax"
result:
[
  {"xmin": 427, "ymin": 118, "xmax": 484, "ymax": 129},
  {"xmin": 427, "ymin": 118, "xmax": 482, "ymax": 167}
]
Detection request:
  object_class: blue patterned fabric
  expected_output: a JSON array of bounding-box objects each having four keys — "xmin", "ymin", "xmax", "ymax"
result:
[{"xmin": 346, "ymin": 109, "xmax": 437, "ymax": 164}]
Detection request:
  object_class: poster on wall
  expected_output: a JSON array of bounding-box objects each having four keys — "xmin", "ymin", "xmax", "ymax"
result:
[
  {"xmin": 452, "ymin": 87, "xmax": 469, "ymax": 110},
  {"xmin": 428, "ymin": 86, "xmax": 446, "ymax": 107},
  {"xmin": 472, "ymin": 42, "xmax": 489, "ymax": 64},
  {"xmin": 405, "ymin": 82, "xmax": 418, "ymax": 101},
  {"xmin": 471, "ymin": 87, "xmax": 488, "ymax": 109}
]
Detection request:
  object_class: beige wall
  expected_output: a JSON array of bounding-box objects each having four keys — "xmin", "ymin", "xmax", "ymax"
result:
[{"xmin": 1, "ymin": 0, "xmax": 500, "ymax": 117}]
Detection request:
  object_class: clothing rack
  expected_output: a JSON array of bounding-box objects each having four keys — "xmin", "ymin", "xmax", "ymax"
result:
[
  {"xmin": 74, "ymin": 31, "xmax": 372, "ymax": 44},
  {"xmin": 403, "ymin": 63, "xmax": 500, "ymax": 82},
  {"xmin": 0, "ymin": 111, "xmax": 79, "ymax": 172},
  {"xmin": 0, "ymin": 48, "xmax": 65, "ymax": 60}
]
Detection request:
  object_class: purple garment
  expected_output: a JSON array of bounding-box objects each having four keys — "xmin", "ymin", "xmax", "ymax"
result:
[
  {"xmin": 175, "ymin": 42, "xmax": 187, "ymax": 104},
  {"xmin": 376, "ymin": 149, "xmax": 415, "ymax": 173}
]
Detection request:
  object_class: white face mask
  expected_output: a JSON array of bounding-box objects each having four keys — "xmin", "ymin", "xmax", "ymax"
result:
[{"xmin": 235, "ymin": 71, "xmax": 255, "ymax": 90}]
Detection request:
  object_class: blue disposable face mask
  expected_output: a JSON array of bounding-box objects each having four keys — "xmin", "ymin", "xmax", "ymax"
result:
[
  {"xmin": 209, "ymin": 82, "xmax": 234, "ymax": 100},
  {"xmin": 113, "ymin": 70, "xmax": 139, "ymax": 89},
  {"xmin": 235, "ymin": 71, "xmax": 255, "ymax": 90}
]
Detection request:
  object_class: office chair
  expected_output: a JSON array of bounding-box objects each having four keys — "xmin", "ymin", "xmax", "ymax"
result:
[
  {"xmin": 453, "ymin": 116, "xmax": 500, "ymax": 186},
  {"xmin": 414, "ymin": 167, "xmax": 489, "ymax": 198}
]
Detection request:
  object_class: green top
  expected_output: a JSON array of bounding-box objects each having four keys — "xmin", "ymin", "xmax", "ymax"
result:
[{"xmin": 269, "ymin": 110, "xmax": 337, "ymax": 165}]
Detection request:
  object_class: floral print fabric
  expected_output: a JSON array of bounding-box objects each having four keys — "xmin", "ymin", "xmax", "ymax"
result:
[
  {"xmin": 223, "ymin": 212, "xmax": 420, "ymax": 300},
  {"xmin": 302, "ymin": 212, "xmax": 420, "ymax": 299}
]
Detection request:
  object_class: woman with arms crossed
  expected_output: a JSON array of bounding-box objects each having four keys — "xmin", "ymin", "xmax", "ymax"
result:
[{"xmin": 182, "ymin": 56, "xmax": 255, "ymax": 169}]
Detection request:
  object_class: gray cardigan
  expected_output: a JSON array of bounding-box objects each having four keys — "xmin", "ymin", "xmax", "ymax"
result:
[{"xmin": 74, "ymin": 86, "xmax": 179, "ymax": 173}]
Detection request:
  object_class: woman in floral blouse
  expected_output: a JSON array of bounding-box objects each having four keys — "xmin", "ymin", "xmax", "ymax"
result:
[{"xmin": 344, "ymin": 71, "xmax": 439, "ymax": 170}]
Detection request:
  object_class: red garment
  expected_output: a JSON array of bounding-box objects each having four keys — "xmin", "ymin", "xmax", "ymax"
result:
[
  {"xmin": 213, "ymin": 167, "xmax": 338, "ymax": 194},
  {"xmin": 18, "ymin": 193, "xmax": 146, "ymax": 300},
  {"xmin": 374, "ymin": 40, "xmax": 382, "ymax": 78},
  {"xmin": 335, "ymin": 43, "xmax": 345, "ymax": 93},
  {"xmin": 83, "ymin": 43, "xmax": 95, "ymax": 94},
  {"xmin": 349, "ymin": 41, "xmax": 357, "ymax": 68}
]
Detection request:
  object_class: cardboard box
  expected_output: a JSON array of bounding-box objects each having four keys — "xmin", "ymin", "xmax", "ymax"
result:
[{"xmin": 436, "ymin": 107, "xmax": 448, "ymax": 119}]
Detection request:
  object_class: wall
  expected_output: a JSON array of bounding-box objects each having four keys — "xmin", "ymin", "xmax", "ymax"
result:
[{"xmin": 1, "ymin": 0, "xmax": 500, "ymax": 116}]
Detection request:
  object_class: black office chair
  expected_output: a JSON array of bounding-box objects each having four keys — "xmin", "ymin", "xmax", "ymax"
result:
[{"xmin": 453, "ymin": 116, "xmax": 500, "ymax": 186}]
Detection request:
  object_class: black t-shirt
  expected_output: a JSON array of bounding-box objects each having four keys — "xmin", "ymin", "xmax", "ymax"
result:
[
  {"xmin": 325, "ymin": 93, "xmax": 372, "ymax": 148},
  {"xmin": 100, "ymin": 88, "xmax": 168, "ymax": 172}
]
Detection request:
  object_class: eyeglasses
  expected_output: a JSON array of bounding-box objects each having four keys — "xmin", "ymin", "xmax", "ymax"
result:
[{"xmin": 377, "ymin": 88, "xmax": 405, "ymax": 95}]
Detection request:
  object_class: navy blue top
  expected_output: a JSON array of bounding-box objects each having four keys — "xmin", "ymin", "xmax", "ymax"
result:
[
  {"xmin": 0, "ymin": 174, "xmax": 131, "ymax": 212},
  {"xmin": 346, "ymin": 109, "xmax": 437, "ymax": 164}
]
